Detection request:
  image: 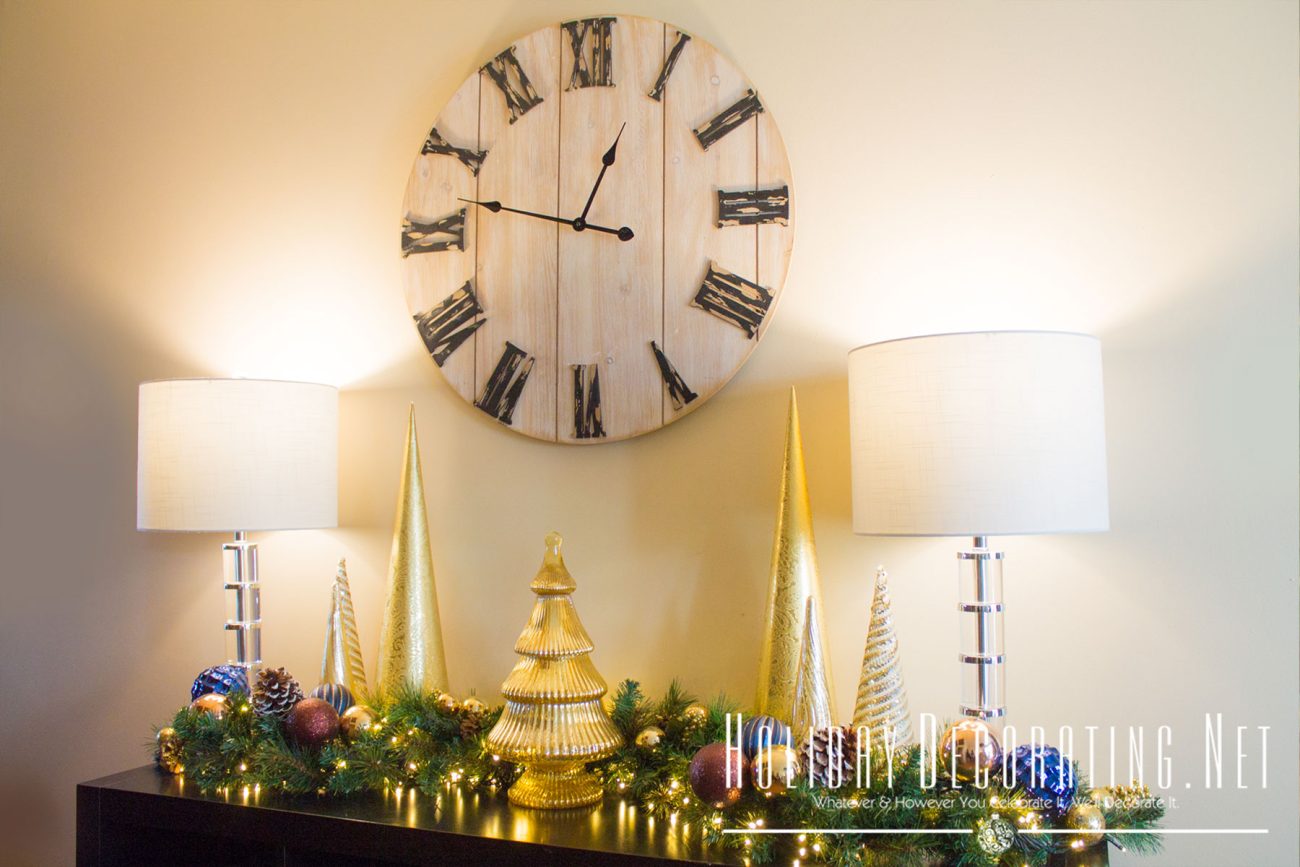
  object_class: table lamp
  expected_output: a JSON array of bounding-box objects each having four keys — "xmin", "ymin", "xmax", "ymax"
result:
[
  {"xmin": 137, "ymin": 378, "xmax": 338, "ymax": 670},
  {"xmin": 847, "ymin": 331, "xmax": 1108, "ymax": 720}
]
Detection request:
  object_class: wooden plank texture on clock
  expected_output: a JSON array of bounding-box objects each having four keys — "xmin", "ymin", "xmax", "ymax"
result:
[
  {"xmin": 401, "ymin": 73, "xmax": 480, "ymax": 399},
  {"xmin": 475, "ymin": 27, "xmax": 561, "ymax": 441},
  {"xmin": 756, "ymin": 109, "xmax": 795, "ymax": 332},
  {"xmin": 662, "ymin": 26, "xmax": 761, "ymax": 423},
  {"xmin": 558, "ymin": 16, "xmax": 665, "ymax": 443}
]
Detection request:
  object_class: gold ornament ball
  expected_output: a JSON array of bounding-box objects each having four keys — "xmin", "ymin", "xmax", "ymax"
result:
[
  {"xmin": 635, "ymin": 726, "xmax": 665, "ymax": 750},
  {"xmin": 1065, "ymin": 802, "xmax": 1107, "ymax": 849},
  {"xmin": 339, "ymin": 705, "xmax": 376, "ymax": 739},
  {"xmin": 437, "ymin": 693, "xmax": 458, "ymax": 712},
  {"xmin": 939, "ymin": 719, "xmax": 1001, "ymax": 783},
  {"xmin": 462, "ymin": 696, "xmax": 487, "ymax": 715},
  {"xmin": 190, "ymin": 693, "xmax": 228, "ymax": 720},
  {"xmin": 1089, "ymin": 786, "xmax": 1115, "ymax": 810},
  {"xmin": 751, "ymin": 744, "xmax": 800, "ymax": 795},
  {"xmin": 683, "ymin": 704, "xmax": 708, "ymax": 729},
  {"xmin": 155, "ymin": 727, "xmax": 183, "ymax": 774}
]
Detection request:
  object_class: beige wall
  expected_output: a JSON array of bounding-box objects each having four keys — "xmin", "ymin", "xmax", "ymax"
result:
[{"xmin": 2, "ymin": 1, "xmax": 1296, "ymax": 864}]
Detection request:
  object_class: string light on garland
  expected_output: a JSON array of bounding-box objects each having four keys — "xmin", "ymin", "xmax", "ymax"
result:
[{"xmin": 154, "ymin": 679, "xmax": 1165, "ymax": 867}]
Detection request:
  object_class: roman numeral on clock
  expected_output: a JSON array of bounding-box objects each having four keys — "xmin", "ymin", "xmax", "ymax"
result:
[
  {"xmin": 412, "ymin": 281, "xmax": 486, "ymax": 367},
  {"xmin": 693, "ymin": 88, "xmax": 764, "ymax": 151},
  {"xmin": 648, "ymin": 31, "xmax": 690, "ymax": 102},
  {"xmin": 650, "ymin": 341, "xmax": 698, "ymax": 410},
  {"xmin": 717, "ymin": 185, "xmax": 790, "ymax": 227},
  {"xmin": 563, "ymin": 17, "xmax": 615, "ymax": 90},
  {"xmin": 692, "ymin": 262, "xmax": 773, "ymax": 339},
  {"xmin": 420, "ymin": 126, "xmax": 487, "ymax": 176},
  {"xmin": 571, "ymin": 364, "xmax": 606, "ymax": 439},
  {"xmin": 481, "ymin": 46, "xmax": 543, "ymax": 124},
  {"xmin": 476, "ymin": 342, "xmax": 535, "ymax": 425},
  {"xmin": 401, "ymin": 208, "xmax": 466, "ymax": 257}
]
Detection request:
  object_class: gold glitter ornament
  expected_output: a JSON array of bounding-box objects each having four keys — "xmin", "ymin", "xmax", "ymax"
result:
[
  {"xmin": 852, "ymin": 566, "xmax": 913, "ymax": 747},
  {"xmin": 635, "ymin": 726, "xmax": 665, "ymax": 749},
  {"xmin": 190, "ymin": 692, "xmax": 228, "ymax": 720},
  {"xmin": 485, "ymin": 533, "xmax": 622, "ymax": 809},
  {"xmin": 1089, "ymin": 786, "xmax": 1115, "ymax": 809},
  {"xmin": 320, "ymin": 558, "xmax": 369, "ymax": 698},
  {"xmin": 339, "ymin": 705, "xmax": 376, "ymax": 739},
  {"xmin": 437, "ymin": 693, "xmax": 458, "ymax": 712},
  {"xmin": 751, "ymin": 744, "xmax": 800, "ymax": 795},
  {"xmin": 939, "ymin": 719, "xmax": 1000, "ymax": 784},
  {"xmin": 155, "ymin": 727, "xmax": 183, "ymax": 774},
  {"xmin": 462, "ymin": 696, "xmax": 487, "ymax": 715},
  {"xmin": 683, "ymin": 704, "xmax": 708, "ymax": 730},
  {"xmin": 1064, "ymin": 802, "xmax": 1106, "ymax": 848},
  {"xmin": 376, "ymin": 406, "xmax": 450, "ymax": 697},
  {"xmin": 976, "ymin": 815, "xmax": 1015, "ymax": 856},
  {"xmin": 756, "ymin": 389, "xmax": 834, "ymax": 722}
]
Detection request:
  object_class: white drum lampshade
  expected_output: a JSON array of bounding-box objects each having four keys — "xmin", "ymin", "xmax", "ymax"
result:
[
  {"xmin": 848, "ymin": 331, "xmax": 1108, "ymax": 538},
  {"xmin": 137, "ymin": 378, "xmax": 338, "ymax": 533}
]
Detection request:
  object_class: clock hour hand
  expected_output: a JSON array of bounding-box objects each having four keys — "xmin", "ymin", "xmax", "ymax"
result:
[
  {"xmin": 459, "ymin": 198, "xmax": 633, "ymax": 242},
  {"xmin": 577, "ymin": 122, "xmax": 626, "ymax": 224}
]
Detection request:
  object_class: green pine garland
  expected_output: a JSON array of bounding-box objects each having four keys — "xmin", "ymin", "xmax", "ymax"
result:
[{"xmin": 158, "ymin": 680, "xmax": 1164, "ymax": 866}]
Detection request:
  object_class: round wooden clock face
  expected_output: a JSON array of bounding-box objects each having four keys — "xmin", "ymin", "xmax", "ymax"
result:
[{"xmin": 400, "ymin": 15, "xmax": 794, "ymax": 443}]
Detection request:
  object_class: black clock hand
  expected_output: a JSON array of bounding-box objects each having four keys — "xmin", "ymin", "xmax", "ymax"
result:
[
  {"xmin": 461, "ymin": 198, "xmax": 634, "ymax": 242},
  {"xmin": 577, "ymin": 122, "xmax": 626, "ymax": 225},
  {"xmin": 460, "ymin": 198, "xmax": 570, "ymax": 226}
]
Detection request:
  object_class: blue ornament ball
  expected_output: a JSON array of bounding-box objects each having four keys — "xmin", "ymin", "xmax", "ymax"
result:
[
  {"xmin": 1012, "ymin": 744, "xmax": 1076, "ymax": 817},
  {"xmin": 190, "ymin": 665, "xmax": 248, "ymax": 701},
  {"xmin": 741, "ymin": 714, "xmax": 793, "ymax": 758},
  {"xmin": 310, "ymin": 683, "xmax": 355, "ymax": 715}
]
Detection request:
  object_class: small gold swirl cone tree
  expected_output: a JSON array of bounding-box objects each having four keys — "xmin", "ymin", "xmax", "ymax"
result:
[{"xmin": 486, "ymin": 532, "xmax": 622, "ymax": 809}]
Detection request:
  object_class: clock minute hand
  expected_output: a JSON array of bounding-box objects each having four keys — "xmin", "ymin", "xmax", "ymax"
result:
[
  {"xmin": 459, "ymin": 198, "xmax": 571, "ymax": 226},
  {"xmin": 460, "ymin": 198, "xmax": 633, "ymax": 242},
  {"xmin": 577, "ymin": 122, "xmax": 626, "ymax": 224}
]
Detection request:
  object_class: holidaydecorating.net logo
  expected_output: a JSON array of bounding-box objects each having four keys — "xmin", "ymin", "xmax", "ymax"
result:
[{"xmin": 721, "ymin": 713, "xmax": 1272, "ymax": 795}]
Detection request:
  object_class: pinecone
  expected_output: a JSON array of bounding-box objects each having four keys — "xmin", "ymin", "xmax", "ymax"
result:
[
  {"xmin": 802, "ymin": 725, "xmax": 860, "ymax": 788},
  {"xmin": 252, "ymin": 666, "xmax": 303, "ymax": 719}
]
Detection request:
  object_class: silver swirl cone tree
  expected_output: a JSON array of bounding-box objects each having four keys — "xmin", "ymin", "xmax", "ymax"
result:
[{"xmin": 851, "ymin": 566, "xmax": 914, "ymax": 747}]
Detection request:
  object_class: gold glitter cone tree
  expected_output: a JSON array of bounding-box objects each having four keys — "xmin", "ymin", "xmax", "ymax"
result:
[
  {"xmin": 756, "ymin": 388, "xmax": 835, "ymax": 723},
  {"xmin": 376, "ymin": 406, "xmax": 449, "ymax": 697},
  {"xmin": 791, "ymin": 596, "xmax": 834, "ymax": 736},
  {"xmin": 486, "ymin": 533, "xmax": 622, "ymax": 809},
  {"xmin": 852, "ymin": 567, "xmax": 914, "ymax": 747},
  {"xmin": 321, "ymin": 558, "xmax": 369, "ymax": 699}
]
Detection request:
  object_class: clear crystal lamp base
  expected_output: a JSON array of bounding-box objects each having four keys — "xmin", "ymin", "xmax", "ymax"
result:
[
  {"xmin": 958, "ymin": 536, "xmax": 1005, "ymax": 719},
  {"xmin": 223, "ymin": 531, "xmax": 262, "ymax": 670}
]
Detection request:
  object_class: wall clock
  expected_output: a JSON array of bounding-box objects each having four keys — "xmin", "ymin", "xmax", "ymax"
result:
[{"xmin": 400, "ymin": 15, "xmax": 794, "ymax": 443}]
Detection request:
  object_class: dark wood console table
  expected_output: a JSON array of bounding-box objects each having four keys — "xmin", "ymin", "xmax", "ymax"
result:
[
  {"xmin": 78, "ymin": 766, "xmax": 1106, "ymax": 866},
  {"xmin": 77, "ymin": 766, "xmax": 739, "ymax": 866}
]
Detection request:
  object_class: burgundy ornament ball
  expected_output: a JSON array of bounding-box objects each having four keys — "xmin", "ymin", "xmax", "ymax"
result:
[
  {"xmin": 285, "ymin": 697, "xmax": 340, "ymax": 749},
  {"xmin": 688, "ymin": 742, "xmax": 749, "ymax": 809}
]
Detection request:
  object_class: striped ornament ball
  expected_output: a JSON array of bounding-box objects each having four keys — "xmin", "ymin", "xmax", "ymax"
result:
[{"xmin": 310, "ymin": 682, "xmax": 355, "ymax": 715}]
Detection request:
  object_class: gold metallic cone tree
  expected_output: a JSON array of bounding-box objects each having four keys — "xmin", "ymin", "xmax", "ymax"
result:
[
  {"xmin": 791, "ymin": 596, "xmax": 834, "ymax": 736},
  {"xmin": 486, "ymin": 533, "xmax": 622, "ymax": 809},
  {"xmin": 852, "ymin": 567, "xmax": 914, "ymax": 747},
  {"xmin": 376, "ymin": 407, "xmax": 449, "ymax": 697},
  {"xmin": 321, "ymin": 558, "xmax": 369, "ymax": 699},
  {"xmin": 756, "ymin": 388, "xmax": 835, "ymax": 724}
]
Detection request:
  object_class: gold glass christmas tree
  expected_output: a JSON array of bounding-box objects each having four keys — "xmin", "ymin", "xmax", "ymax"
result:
[
  {"xmin": 486, "ymin": 532, "xmax": 622, "ymax": 809},
  {"xmin": 852, "ymin": 566, "xmax": 914, "ymax": 746}
]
